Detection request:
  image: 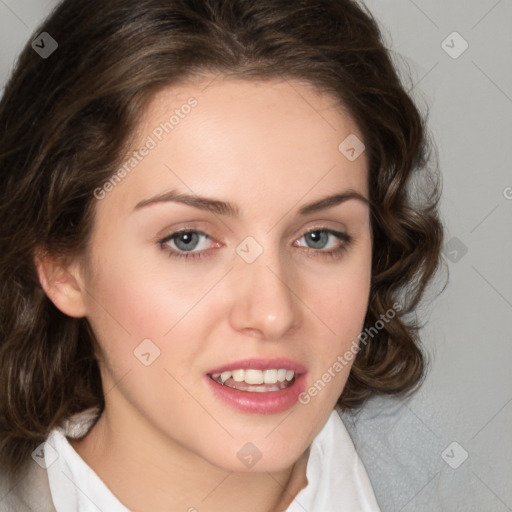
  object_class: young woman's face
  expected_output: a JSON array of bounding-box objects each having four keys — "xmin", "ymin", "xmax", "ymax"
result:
[{"xmin": 78, "ymin": 76, "xmax": 372, "ymax": 472}]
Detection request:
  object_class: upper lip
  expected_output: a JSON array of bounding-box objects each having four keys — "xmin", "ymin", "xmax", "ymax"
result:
[{"xmin": 207, "ymin": 358, "xmax": 307, "ymax": 375}]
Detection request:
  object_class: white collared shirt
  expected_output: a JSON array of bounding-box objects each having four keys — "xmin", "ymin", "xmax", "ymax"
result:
[{"xmin": 45, "ymin": 408, "xmax": 381, "ymax": 512}]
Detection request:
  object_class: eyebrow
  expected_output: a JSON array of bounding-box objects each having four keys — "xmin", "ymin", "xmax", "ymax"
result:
[{"xmin": 133, "ymin": 188, "xmax": 369, "ymax": 217}]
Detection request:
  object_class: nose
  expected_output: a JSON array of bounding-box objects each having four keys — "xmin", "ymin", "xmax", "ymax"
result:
[{"xmin": 228, "ymin": 247, "xmax": 302, "ymax": 341}]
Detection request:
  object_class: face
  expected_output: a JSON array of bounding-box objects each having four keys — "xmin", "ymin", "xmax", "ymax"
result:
[{"xmin": 76, "ymin": 76, "xmax": 372, "ymax": 472}]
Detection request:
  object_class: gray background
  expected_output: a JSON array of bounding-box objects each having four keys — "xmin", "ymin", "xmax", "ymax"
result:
[{"xmin": 0, "ymin": 1, "xmax": 511, "ymax": 511}]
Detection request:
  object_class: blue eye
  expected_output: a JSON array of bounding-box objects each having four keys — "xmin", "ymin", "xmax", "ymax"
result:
[
  {"xmin": 159, "ymin": 230, "xmax": 212, "ymax": 259},
  {"xmin": 294, "ymin": 229, "xmax": 353, "ymax": 260},
  {"xmin": 158, "ymin": 228, "xmax": 352, "ymax": 261},
  {"xmin": 298, "ymin": 229, "xmax": 346, "ymax": 250}
]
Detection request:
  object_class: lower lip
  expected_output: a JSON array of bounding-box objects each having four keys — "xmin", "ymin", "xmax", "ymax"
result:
[{"xmin": 206, "ymin": 373, "xmax": 307, "ymax": 414}]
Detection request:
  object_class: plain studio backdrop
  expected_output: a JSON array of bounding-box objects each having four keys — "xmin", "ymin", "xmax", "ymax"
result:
[{"xmin": 0, "ymin": 1, "xmax": 511, "ymax": 511}]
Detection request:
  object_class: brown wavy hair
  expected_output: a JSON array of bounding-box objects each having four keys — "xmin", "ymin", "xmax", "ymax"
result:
[{"xmin": 0, "ymin": 0, "xmax": 444, "ymax": 479}]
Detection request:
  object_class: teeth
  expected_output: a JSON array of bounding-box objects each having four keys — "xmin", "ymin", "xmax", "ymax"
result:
[
  {"xmin": 263, "ymin": 369, "xmax": 278, "ymax": 384},
  {"xmin": 220, "ymin": 371, "xmax": 232, "ymax": 383},
  {"xmin": 212, "ymin": 368, "xmax": 295, "ymax": 386},
  {"xmin": 244, "ymin": 369, "xmax": 263, "ymax": 384},
  {"xmin": 232, "ymin": 369, "xmax": 245, "ymax": 382},
  {"xmin": 247, "ymin": 385, "xmax": 267, "ymax": 392}
]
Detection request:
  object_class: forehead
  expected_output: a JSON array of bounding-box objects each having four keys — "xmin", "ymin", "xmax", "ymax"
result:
[{"xmin": 98, "ymin": 76, "xmax": 368, "ymax": 219}]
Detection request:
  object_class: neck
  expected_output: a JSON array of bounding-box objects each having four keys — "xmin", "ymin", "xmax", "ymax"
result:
[{"xmin": 70, "ymin": 402, "xmax": 309, "ymax": 512}]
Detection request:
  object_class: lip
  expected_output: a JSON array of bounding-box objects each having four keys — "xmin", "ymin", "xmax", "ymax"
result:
[
  {"xmin": 207, "ymin": 358, "xmax": 308, "ymax": 375},
  {"xmin": 206, "ymin": 358, "xmax": 308, "ymax": 414}
]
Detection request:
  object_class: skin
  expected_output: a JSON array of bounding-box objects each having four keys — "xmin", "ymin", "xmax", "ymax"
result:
[{"xmin": 37, "ymin": 75, "xmax": 372, "ymax": 512}]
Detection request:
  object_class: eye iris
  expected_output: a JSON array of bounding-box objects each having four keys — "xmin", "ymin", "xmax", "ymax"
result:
[
  {"xmin": 306, "ymin": 230, "xmax": 328, "ymax": 249},
  {"xmin": 174, "ymin": 232, "xmax": 199, "ymax": 252},
  {"xmin": 169, "ymin": 230, "xmax": 333, "ymax": 254}
]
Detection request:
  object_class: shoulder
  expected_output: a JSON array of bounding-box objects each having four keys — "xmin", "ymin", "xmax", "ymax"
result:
[
  {"xmin": 0, "ymin": 457, "xmax": 56, "ymax": 512},
  {"xmin": 0, "ymin": 407, "xmax": 100, "ymax": 512}
]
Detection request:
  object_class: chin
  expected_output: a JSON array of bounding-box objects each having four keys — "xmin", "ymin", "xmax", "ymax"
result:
[{"xmin": 197, "ymin": 436, "xmax": 309, "ymax": 474}]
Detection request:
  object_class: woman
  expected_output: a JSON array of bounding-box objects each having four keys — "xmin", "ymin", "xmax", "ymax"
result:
[{"xmin": 0, "ymin": 0, "xmax": 443, "ymax": 510}]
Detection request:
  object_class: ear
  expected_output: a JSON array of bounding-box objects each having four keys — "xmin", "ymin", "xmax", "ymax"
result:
[{"xmin": 34, "ymin": 249, "xmax": 87, "ymax": 318}]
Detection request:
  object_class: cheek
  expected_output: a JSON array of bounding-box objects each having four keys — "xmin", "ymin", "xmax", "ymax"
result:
[
  {"xmin": 80, "ymin": 242, "xmax": 172, "ymax": 374},
  {"xmin": 312, "ymin": 255, "xmax": 371, "ymax": 342},
  {"xmin": 83, "ymin": 233, "xmax": 175, "ymax": 334},
  {"xmin": 300, "ymin": 249, "xmax": 371, "ymax": 406},
  {"xmin": 82, "ymin": 240, "xmax": 218, "ymax": 388}
]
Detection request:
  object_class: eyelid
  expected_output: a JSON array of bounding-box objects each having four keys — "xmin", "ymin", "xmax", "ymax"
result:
[
  {"xmin": 154, "ymin": 220, "xmax": 213, "ymax": 241},
  {"xmin": 157, "ymin": 221, "xmax": 347, "ymax": 246},
  {"xmin": 159, "ymin": 228, "xmax": 217, "ymax": 250},
  {"xmin": 158, "ymin": 224, "xmax": 353, "ymax": 261}
]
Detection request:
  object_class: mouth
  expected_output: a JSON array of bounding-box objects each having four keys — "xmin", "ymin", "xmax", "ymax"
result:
[
  {"xmin": 208, "ymin": 368, "xmax": 297, "ymax": 392},
  {"xmin": 206, "ymin": 359, "xmax": 307, "ymax": 414}
]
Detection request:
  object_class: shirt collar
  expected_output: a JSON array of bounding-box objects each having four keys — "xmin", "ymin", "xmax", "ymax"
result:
[{"xmin": 45, "ymin": 408, "xmax": 380, "ymax": 512}]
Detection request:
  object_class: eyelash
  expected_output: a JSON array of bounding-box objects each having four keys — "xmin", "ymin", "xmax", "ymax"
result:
[{"xmin": 158, "ymin": 228, "xmax": 353, "ymax": 261}]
